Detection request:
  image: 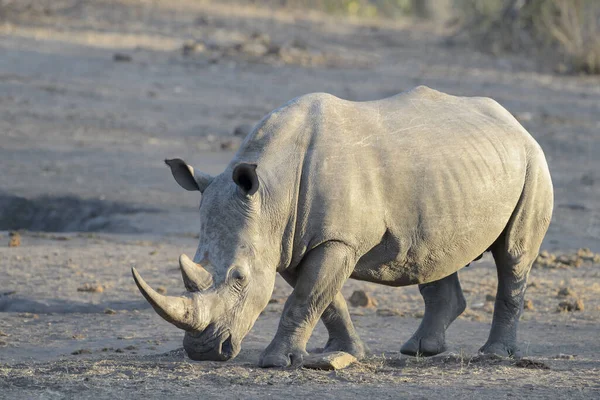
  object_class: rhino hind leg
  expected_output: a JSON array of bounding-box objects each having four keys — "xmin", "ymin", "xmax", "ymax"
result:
[
  {"xmin": 480, "ymin": 155, "xmax": 553, "ymax": 358},
  {"xmin": 400, "ymin": 272, "xmax": 466, "ymax": 357},
  {"xmin": 320, "ymin": 291, "xmax": 367, "ymax": 358}
]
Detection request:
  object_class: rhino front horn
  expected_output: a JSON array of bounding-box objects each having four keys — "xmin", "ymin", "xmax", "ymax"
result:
[
  {"xmin": 132, "ymin": 267, "xmax": 197, "ymax": 331},
  {"xmin": 179, "ymin": 254, "xmax": 213, "ymax": 291}
]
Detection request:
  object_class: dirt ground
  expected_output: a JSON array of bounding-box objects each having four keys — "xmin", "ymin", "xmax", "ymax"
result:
[{"xmin": 0, "ymin": 1, "xmax": 599, "ymax": 398}]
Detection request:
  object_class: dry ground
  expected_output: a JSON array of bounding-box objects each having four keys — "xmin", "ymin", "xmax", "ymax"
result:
[{"xmin": 0, "ymin": 1, "xmax": 599, "ymax": 398}]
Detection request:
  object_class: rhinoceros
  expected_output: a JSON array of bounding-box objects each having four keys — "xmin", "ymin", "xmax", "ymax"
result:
[{"xmin": 132, "ymin": 86, "xmax": 553, "ymax": 367}]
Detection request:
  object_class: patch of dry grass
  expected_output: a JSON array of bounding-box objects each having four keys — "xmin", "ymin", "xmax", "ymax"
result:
[{"xmin": 453, "ymin": 0, "xmax": 600, "ymax": 74}]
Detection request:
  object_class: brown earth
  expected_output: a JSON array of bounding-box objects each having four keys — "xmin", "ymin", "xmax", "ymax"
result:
[{"xmin": 0, "ymin": 1, "xmax": 599, "ymax": 398}]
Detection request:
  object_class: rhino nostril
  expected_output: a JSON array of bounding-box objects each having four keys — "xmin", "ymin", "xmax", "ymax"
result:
[{"xmin": 221, "ymin": 335, "xmax": 233, "ymax": 358}]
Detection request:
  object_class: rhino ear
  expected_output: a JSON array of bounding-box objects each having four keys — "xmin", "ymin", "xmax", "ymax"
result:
[
  {"xmin": 232, "ymin": 163, "xmax": 259, "ymax": 195},
  {"xmin": 165, "ymin": 158, "xmax": 213, "ymax": 193}
]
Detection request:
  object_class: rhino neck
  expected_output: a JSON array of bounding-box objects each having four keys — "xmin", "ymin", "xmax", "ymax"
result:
[{"xmin": 231, "ymin": 96, "xmax": 317, "ymax": 272}]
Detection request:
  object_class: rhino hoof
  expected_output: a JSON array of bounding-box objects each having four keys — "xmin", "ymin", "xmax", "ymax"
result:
[
  {"xmin": 259, "ymin": 348, "xmax": 307, "ymax": 368},
  {"xmin": 400, "ymin": 336, "xmax": 447, "ymax": 357},
  {"xmin": 322, "ymin": 337, "xmax": 367, "ymax": 359},
  {"xmin": 479, "ymin": 341, "xmax": 522, "ymax": 358}
]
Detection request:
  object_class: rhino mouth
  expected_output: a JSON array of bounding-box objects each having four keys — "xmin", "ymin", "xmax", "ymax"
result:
[{"xmin": 220, "ymin": 334, "xmax": 234, "ymax": 359}]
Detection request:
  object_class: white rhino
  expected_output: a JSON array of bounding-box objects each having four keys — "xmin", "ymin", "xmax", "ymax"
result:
[{"xmin": 132, "ymin": 86, "xmax": 553, "ymax": 367}]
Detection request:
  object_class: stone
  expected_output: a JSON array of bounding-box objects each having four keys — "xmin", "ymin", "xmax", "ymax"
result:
[
  {"xmin": 303, "ymin": 351, "xmax": 357, "ymax": 370},
  {"xmin": 349, "ymin": 290, "xmax": 377, "ymax": 308},
  {"xmin": 8, "ymin": 231, "xmax": 20, "ymax": 247},
  {"xmin": 233, "ymin": 123, "xmax": 254, "ymax": 137},
  {"xmin": 557, "ymin": 287, "xmax": 573, "ymax": 297},
  {"xmin": 113, "ymin": 53, "xmax": 132, "ymax": 62}
]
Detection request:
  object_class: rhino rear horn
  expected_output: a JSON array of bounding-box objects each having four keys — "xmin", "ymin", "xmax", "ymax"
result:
[
  {"xmin": 165, "ymin": 158, "xmax": 213, "ymax": 193},
  {"xmin": 179, "ymin": 254, "xmax": 214, "ymax": 291},
  {"xmin": 132, "ymin": 267, "xmax": 198, "ymax": 331}
]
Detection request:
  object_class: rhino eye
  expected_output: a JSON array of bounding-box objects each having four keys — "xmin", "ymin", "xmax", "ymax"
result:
[{"xmin": 230, "ymin": 268, "xmax": 246, "ymax": 282}]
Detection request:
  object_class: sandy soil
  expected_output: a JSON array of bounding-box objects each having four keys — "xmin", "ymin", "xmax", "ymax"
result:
[{"xmin": 1, "ymin": 1, "xmax": 599, "ymax": 398}]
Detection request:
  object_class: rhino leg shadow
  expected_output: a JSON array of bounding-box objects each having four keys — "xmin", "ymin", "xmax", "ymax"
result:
[{"xmin": 400, "ymin": 271, "xmax": 466, "ymax": 357}]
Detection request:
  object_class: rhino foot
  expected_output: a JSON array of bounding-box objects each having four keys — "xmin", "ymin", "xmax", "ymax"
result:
[
  {"xmin": 479, "ymin": 341, "xmax": 522, "ymax": 358},
  {"xmin": 259, "ymin": 346, "xmax": 308, "ymax": 368},
  {"xmin": 400, "ymin": 335, "xmax": 447, "ymax": 357},
  {"xmin": 322, "ymin": 337, "xmax": 367, "ymax": 359}
]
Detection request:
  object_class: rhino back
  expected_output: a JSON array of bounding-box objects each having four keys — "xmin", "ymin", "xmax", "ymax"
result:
[{"xmin": 235, "ymin": 87, "xmax": 543, "ymax": 283}]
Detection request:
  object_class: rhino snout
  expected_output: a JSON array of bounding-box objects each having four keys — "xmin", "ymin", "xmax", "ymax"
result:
[{"xmin": 184, "ymin": 332, "xmax": 238, "ymax": 361}]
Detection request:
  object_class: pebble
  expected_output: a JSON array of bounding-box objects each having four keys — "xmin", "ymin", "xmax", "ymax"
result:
[
  {"xmin": 8, "ymin": 231, "xmax": 20, "ymax": 247},
  {"xmin": 303, "ymin": 351, "xmax": 357, "ymax": 370},
  {"xmin": 77, "ymin": 284, "xmax": 104, "ymax": 293},
  {"xmin": 113, "ymin": 53, "xmax": 132, "ymax": 62}
]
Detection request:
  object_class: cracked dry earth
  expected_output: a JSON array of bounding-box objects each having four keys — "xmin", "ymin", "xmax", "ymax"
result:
[{"xmin": 1, "ymin": 1, "xmax": 600, "ymax": 398}]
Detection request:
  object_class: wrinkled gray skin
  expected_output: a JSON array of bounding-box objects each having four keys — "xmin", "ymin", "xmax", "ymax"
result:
[{"xmin": 132, "ymin": 86, "xmax": 553, "ymax": 367}]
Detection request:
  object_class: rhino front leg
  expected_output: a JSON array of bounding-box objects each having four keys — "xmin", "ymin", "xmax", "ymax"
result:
[
  {"xmin": 260, "ymin": 242, "xmax": 356, "ymax": 368},
  {"xmin": 400, "ymin": 272, "xmax": 466, "ymax": 356},
  {"xmin": 280, "ymin": 270, "xmax": 366, "ymax": 359}
]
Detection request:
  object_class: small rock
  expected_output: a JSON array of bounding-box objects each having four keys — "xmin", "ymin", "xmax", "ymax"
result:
[
  {"xmin": 156, "ymin": 286, "xmax": 167, "ymax": 294},
  {"xmin": 77, "ymin": 284, "xmax": 104, "ymax": 293},
  {"xmin": 8, "ymin": 231, "xmax": 20, "ymax": 247},
  {"xmin": 485, "ymin": 294, "xmax": 496, "ymax": 302},
  {"xmin": 0, "ymin": 340, "xmax": 7, "ymax": 347},
  {"xmin": 72, "ymin": 348, "xmax": 93, "ymax": 355},
  {"xmin": 575, "ymin": 299, "xmax": 584, "ymax": 311},
  {"xmin": 557, "ymin": 287, "xmax": 573, "ymax": 297},
  {"xmin": 124, "ymin": 345, "xmax": 138, "ymax": 351},
  {"xmin": 182, "ymin": 40, "xmax": 205, "ymax": 56},
  {"xmin": 113, "ymin": 53, "xmax": 132, "ymax": 62},
  {"xmin": 220, "ymin": 139, "xmax": 239, "ymax": 151},
  {"xmin": 523, "ymin": 299, "xmax": 534, "ymax": 310},
  {"xmin": 349, "ymin": 290, "xmax": 377, "ymax": 308},
  {"xmin": 0, "ymin": 330, "xmax": 9, "ymax": 337},
  {"xmin": 268, "ymin": 297, "xmax": 284, "ymax": 304},
  {"xmin": 303, "ymin": 351, "xmax": 357, "ymax": 370},
  {"xmin": 72, "ymin": 334, "xmax": 86, "ymax": 340},
  {"xmin": 115, "ymin": 348, "xmax": 125, "ymax": 353},
  {"xmin": 233, "ymin": 123, "xmax": 254, "ymax": 137},
  {"xmin": 104, "ymin": 308, "xmax": 117, "ymax": 315}
]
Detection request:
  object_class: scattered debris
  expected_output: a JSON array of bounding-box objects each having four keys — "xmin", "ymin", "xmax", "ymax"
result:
[
  {"xmin": 8, "ymin": 231, "xmax": 20, "ymax": 247},
  {"xmin": 303, "ymin": 351, "xmax": 357, "ymax": 370},
  {"xmin": 349, "ymin": 290, "xmax": 377, "ymax": 308},
  {"xmin": 558, "ymin": 299, "xmax": 584, "ymax": 312},
  {"xmin": 71, "ymin": 348, "xmax": 93, "ymax": 355},
  {"xmin": 376, "ymin": 308, "xmax": 403, "ymax": 317},
  {"xmin": 180, "ymin": 30, "xmax": 373, "ymax": 69},
  {"xmin": 514, "ymin": 358, "xmax": 550, "ymax": 370},
  {"xmin": 77, "ymin": 284, "xmax": 104, "ymax": 293},
  {"xmin": 72, "ymin": 334, "xmax": 86, "ymax": 340},
  {"xmin": 553, "ymin": 354, "xmax": 576, "ymax": 360},
  {"xmin": 113, "ymin": 53, "xmax": 132, "ymax": 62},
  {"xmin": 535, "ymin": 249, "xmax": 600, "ymax": 269},
  {"xmin": 104, "ymin": 308, "xmax": 117, "ymax": 315}
]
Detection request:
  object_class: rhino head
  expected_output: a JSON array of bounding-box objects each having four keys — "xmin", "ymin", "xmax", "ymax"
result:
[{"xmin": 132, "ymin": 158, "xmax": 279, "ymax": 361}]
